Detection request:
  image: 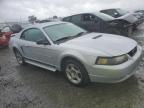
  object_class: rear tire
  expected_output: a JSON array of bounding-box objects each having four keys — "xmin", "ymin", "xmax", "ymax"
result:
[
  {"xmin": 63, "ymin": 59, "xmax": 89, "ymax": 86},
  {"xmin": 14, "ymin": 49, "xmax": 25, "ymax": 65}
]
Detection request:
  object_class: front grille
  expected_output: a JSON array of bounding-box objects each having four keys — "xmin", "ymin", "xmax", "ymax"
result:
[{"xmin": 128, "ymin": 46, "xmax": 137, "ymax": 57}]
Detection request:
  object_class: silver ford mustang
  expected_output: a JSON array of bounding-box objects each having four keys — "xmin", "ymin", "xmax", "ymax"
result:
[{"xmin": 11, "ymin": 22, "xmax": 142, "ymax": 86}]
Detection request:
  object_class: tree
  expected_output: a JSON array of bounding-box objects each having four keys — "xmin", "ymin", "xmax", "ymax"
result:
[
  {"xmin": 28, "ymin": 15, "xmax": 37, "ymax": 24},
  {"xmin": 53, "ymin": 16, "xmax": 58, "ymax": 19}
]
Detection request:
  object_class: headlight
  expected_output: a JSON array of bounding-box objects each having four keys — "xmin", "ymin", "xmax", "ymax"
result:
[{"xmin": 96, "ymin": 55, "xmax": 128, "ymax": 65}]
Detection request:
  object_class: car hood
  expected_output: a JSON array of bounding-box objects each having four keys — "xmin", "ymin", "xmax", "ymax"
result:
[
  {"xmin": 116, "ymin": 13, "xmax": 138, "ymax": 23},
  {"xmin": 61, "ymin": 33, "xmax": 137, "ymax": 56}
]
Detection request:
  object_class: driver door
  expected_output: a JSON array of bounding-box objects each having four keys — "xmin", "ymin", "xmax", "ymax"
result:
[
  {"xmin": 20, "ymin": 28, "xmax": 56, "ymax": 66},
  {"xmin": 82, "ymin": 14, "xmax": 100, "ymax": 32}
]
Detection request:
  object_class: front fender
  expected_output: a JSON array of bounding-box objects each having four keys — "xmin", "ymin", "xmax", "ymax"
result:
[{"xmin": 58, "ymin": 50, "xmax": 96, "ymax": 71}]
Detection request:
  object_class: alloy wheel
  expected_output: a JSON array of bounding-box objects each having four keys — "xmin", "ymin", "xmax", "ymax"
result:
[
  {"xmin": 15, "ymin": 50, "xmax": 23, "ymax": 64},
  {"xmin": 65, "ymin": 63, "xmax": 82, "ymax": 84}
]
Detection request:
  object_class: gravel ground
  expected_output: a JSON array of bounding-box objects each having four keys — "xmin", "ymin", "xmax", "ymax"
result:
[{"xmin": 0, "ymin": 24, "xmax": 144, "ymax": 108}]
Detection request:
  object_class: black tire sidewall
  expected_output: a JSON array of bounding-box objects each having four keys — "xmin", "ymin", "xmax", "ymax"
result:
[{"xmin": 14, "ymin": 49, "xmax": 25, "ymax": 65}]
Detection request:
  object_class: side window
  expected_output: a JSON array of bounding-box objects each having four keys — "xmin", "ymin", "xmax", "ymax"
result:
[
  {"xmin": 21, "ymin": 28, "xmax": 47, "ymax": 42},
  {"xmin": 71, "ymin": 15, "xmax": 81, "ymax": 23},
  {"xmin": 83, "ymin": 14, "xmax": 96, "ymax": 22}
]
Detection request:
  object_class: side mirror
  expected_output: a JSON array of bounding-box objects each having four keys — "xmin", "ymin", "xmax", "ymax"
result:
[{"xmin": 36, "ymin": 39, "xmax": 50, "ymax": 45}]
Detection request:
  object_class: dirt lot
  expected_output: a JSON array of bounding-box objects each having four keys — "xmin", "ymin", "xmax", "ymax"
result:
[{"xmin": 0, "ymin": 25, "xmax": 144, "ymax": 108}]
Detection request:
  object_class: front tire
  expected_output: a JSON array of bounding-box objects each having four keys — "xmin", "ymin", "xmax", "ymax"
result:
[
  {"xmin": 63, "ymin": 59, "xmax": 89, "ymax": 86},
  {"xmin": 14, "ymin": 49, "xmax": 25, "ymax": 65}
]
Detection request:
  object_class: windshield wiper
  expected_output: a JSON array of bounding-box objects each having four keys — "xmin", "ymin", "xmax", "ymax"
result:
[
  {"xmin": 54, "ymin": 32, "xmax": 89, "ymax": 44},
  {"xmin": 74, "ymin": 31, "xmax": 89, "ymax": 37},
  {"xmin": 54, "ymin": 36, "xmax": 73, "ymax": 43}
]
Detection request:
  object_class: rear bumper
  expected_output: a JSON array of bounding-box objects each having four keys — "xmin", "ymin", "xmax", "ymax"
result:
[{"xmin": 87, "ymin": 46, "xmax": 142, "ymax": 83}]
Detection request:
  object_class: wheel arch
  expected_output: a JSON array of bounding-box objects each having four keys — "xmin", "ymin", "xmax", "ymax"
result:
[
  {"xmin": 60, "ymin": 55, "xmax": 90, "ymax": 86},
  {"xmin": 13, "ymin": 47, "xmax": 18, "ymax": 52},
  {"xmin": 12, "ymin": 46, "xmax": 24, "ymax": 57},
  {"xmin": 60, "ymin": 55, "xmax": 86, "ymax": 72}
]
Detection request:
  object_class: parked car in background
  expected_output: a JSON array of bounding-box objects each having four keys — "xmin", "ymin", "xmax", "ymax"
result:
[
  {"xmin": 11, "ymin": 22, "xmax": 142, "ymax": 86},
  {"xmin": 37, "ymin": 19, "xmax": 52, "ymax": 23},
  {"xmin": 134, "ymin": 10, "xmax": 144, "ymax": 24},
  {"xmin": 63, "ymin": 12, "xmax": 133, "ymax": 36},
  {"xmin": 0, "ymin": 24, "xmax": 22, "ymax": 47},
  {"xmin": 135, "ymin": 10, "xmax": 144, "ymax": 17},
  {"xmin": 100, "ymin": 8, "xmax": 144, "ymax": 29},
  {"xmin": 0, "ymin": 26, "xmax": 13, "ymax": 47},
  {"xmin": 100, "ymin": 8, "xmax": 128, "ymax": 18}
]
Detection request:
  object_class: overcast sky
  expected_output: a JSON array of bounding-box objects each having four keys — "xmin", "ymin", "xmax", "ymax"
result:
[{"xmin": 0, "ymin": 0, "xmax": 144, "ymax": 22}]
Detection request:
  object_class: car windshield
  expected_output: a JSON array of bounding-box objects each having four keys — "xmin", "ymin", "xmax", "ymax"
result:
[
  {"xmin": 116, "ymin": 9, "xmax": 128, "ymax": 15},
  {"xmin": 44, "ymin": 23, "xmax": 87, "ymax": 43},
  {"xmin": 94, "ymin": 12, "xmax": 114, "ymax": 21},
  {"xmin": 101, "ymin": 9, "xmax": 128, "ymax": 18},
  {"xmin": 135, "ymin": 10, "xmax": 144, "ymax": 14}
]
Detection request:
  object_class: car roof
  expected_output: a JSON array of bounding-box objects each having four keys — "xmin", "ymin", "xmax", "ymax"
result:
[
  {"xmin": 63, "ymin": 12, "xmax": 114, "ymax": 21},
  {"xmin": 63, "ymin": 12, "xmax": 100, "ymax": 17},
  {"xmin": 100, "ymin": 8, "xmax": 121, "ymax": 11},
  {"xmin": 25, "ymin": 21, "xmax": 67, "ymax": 29}
]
